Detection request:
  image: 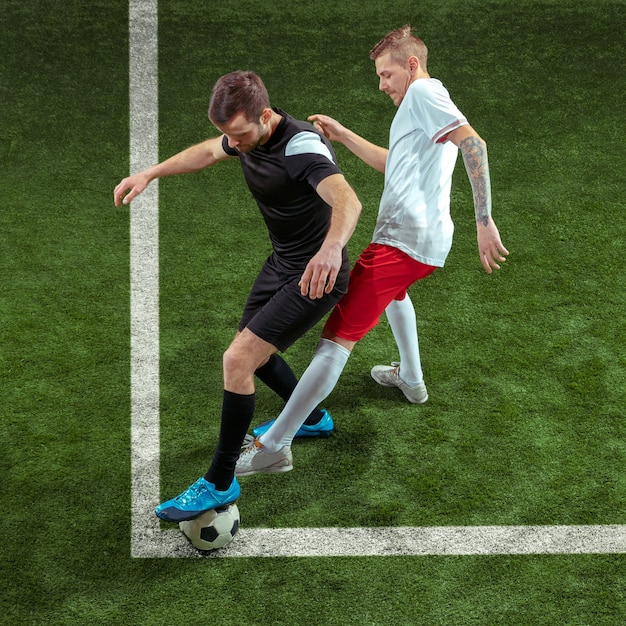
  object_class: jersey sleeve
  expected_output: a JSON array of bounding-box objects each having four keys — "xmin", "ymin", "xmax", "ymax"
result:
[
  {"xmin": 284, "ymin": 131, "xmax": 343, "ymax": 188},
  {"xmin": 221, "ymin": 135, "xmax": 239, "ymax": 157},
  {"xmin": 410, "ymin": 80, "xmax": 468, "ymax": 143}
]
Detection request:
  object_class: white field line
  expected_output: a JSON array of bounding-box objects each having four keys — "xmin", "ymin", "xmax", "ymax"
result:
[
  {"xmin": 132, "ymin": 525, "xmax": 626, "ymax": 559},
  {"xmin": 128, "ymin": 0, "xmax": 626, "ymax": 558},
  {"xmin": 129, "ymin": 0, "xmax": 161, "ymax": 558}
]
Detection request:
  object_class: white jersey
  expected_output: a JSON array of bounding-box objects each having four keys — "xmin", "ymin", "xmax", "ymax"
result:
[{"xmin": 372, "ymin": 78, "xmax": 468, "ymax": 267}]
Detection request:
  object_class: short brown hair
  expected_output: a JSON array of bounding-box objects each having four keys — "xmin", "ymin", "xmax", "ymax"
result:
[
  {"xmin": 208, "ymin": 71, "xmax": 271, "ymax": 125},
  {"xmin": 369, "ymin": 25, "xmax": 428, "ymax": 70}
]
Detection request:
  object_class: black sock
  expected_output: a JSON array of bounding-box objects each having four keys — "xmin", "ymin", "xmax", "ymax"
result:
[
  {"xmin": 303, "ymin": 407, "xmax": 325, "ymax": 426},
  {"xmin": 255, "ymin": 354, "xmax": 324, "ymax": 426},
  {"xmin": 205, "ymin": 390, "xmax": 255, "ymax": 491},
  {"xmin": 255, "ymin": 354, "xmax": 297, "ymax": 401}
]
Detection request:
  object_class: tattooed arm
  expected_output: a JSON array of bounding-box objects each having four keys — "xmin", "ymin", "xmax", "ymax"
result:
[
  {"xmin": 459, "ymin": 134, "xmax": 492, "ymax": 226},
  {"xmin": 448, "ymin": 125, "xmax": 509, "ymax": 273}
]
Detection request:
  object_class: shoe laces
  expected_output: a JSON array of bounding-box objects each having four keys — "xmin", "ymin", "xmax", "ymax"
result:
[
  {"xmin": 241, "ymin": 433, "xmax": 255, "ymax": 449},
  {"xmin": 386, "ymin": 363, "xmax": 402, "ymax": 383},
  {"xmin": 390, "ymin": 362, "xmax": 401, "ymax": 376},
  {"xmin": 175, "ymin": 478, "xmax": 207, "ymax": 504},
  {"xmin": 239, "ymin": 437, "xmax": 262, "ymax": 460}
]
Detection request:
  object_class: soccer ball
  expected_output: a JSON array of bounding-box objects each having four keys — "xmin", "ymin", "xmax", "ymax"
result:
[{"xmin": 179, "ymin": 504, "xmax": 240, "ymax": 551}]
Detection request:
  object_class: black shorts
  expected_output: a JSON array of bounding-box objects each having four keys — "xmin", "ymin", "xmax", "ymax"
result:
[{"xmin": 238, "ymin": 251, "xmax": 350, "ymax": 352}]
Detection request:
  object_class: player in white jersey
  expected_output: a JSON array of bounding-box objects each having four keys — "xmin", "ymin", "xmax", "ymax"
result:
[
  {"xmin": 374, "ymin": 77, "xmax": 466, "ymax": 267},
  {"xmin": 236, "ymin": 26, "xmax": 509, "ymax": 476}
]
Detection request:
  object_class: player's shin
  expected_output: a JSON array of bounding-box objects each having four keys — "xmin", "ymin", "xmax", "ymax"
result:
[
  {"xmin": 385, "ymin": 295, "xmax": 424, "ymax": 385},
  {"xmin": 259, "ymin": 338, "xmax": 350, "ymax": 451}
]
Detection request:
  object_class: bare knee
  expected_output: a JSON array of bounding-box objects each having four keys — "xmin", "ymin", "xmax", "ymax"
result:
[
  {"xmin": 223, "ymin": 345, "xmax": 254, "ymax": 380},
  {"xmin": 222, "ymin": 342, "xmax": 269, "ymax": 394},
  {"xmin": 320, "ymin": 328, "xmax": 357, "ymax": 353},
  {"xmin": 222, "ymin": 333, "xmax": 276, "ymax": 394}
]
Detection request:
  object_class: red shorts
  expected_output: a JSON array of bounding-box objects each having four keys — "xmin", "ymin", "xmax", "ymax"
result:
[{"xmin": 324, "ymin": 243, "xmax": 437, "ymax": 342}]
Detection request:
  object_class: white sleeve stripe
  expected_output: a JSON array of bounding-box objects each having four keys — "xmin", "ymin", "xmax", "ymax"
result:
[
  {"xmin": 285, "ymin": 131, "xmax": 335, "ymax": 163},
  {"xmin": 432, "ymin": 118, "xmax": 468, "ymax": 143}
]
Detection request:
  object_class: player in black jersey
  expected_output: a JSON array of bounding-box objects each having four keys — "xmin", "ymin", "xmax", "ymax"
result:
[{"xmin": 114, "ymin": 71, "xmax": 361, "ymax": 521}]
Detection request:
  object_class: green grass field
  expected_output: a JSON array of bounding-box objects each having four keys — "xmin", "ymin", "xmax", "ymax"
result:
[{"xmin": 2, "ymin": 0, "xmax": 625, "ymax": 623}]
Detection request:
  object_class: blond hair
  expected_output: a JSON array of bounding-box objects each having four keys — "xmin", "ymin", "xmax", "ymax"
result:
[{"xmin": 369, "ymin": 25, "xmax": 428, "ymax": 70}]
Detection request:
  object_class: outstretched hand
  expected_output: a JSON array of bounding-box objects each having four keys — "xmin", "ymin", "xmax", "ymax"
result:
[
  {"xmin": 308, "ymin": 114, "xmax": 346, "ymax": 143},
  {"xmin": 113, "ymin": 172, "xmax": 151, "ymax": 207}
]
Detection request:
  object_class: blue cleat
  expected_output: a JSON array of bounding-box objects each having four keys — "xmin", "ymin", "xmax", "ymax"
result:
[
  {"xmin": 155, "ymin": 477, "xmax": 240, "ymax": 522},
  {"xmin": 253, "ymin": 409, "xmax": 334, "ymax": 439}
]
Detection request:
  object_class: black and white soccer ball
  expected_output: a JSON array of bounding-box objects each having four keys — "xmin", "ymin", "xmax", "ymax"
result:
[{"xmin": 179, "ymin": 504, "xmax": 240, "ymax": 551}]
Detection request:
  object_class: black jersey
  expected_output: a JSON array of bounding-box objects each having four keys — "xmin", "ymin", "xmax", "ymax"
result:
[{"xmin": 222, "ymin": 108, "xmax": 344, "ymax": 269}]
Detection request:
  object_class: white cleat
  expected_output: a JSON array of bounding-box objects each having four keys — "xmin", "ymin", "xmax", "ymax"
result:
[
  {"xmin": 236, "ymin": 437, "xmax": 293, "ymax": 476},
  {"xmin": 370, "ymin": 362, "xmax": 428, "ymax": 404}
]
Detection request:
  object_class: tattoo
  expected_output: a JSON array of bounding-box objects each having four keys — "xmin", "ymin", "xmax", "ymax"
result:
[{"xmin": 460, "ymin": 136, "xmax": 492, "ymax": 227}]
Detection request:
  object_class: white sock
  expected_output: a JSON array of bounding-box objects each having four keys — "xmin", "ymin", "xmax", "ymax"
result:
[
  {"xmin": 260, "ymin": 338, "xmax": 351, "ymax": 451},
  {"xmin": 385, "ymin": 295, "xmax": 423, "ymax": 386}
]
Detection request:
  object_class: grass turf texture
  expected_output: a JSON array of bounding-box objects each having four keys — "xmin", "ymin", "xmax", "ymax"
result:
[{"xmin": 1, "ymin": 0, "xmax": 625, "ymax": 624}]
